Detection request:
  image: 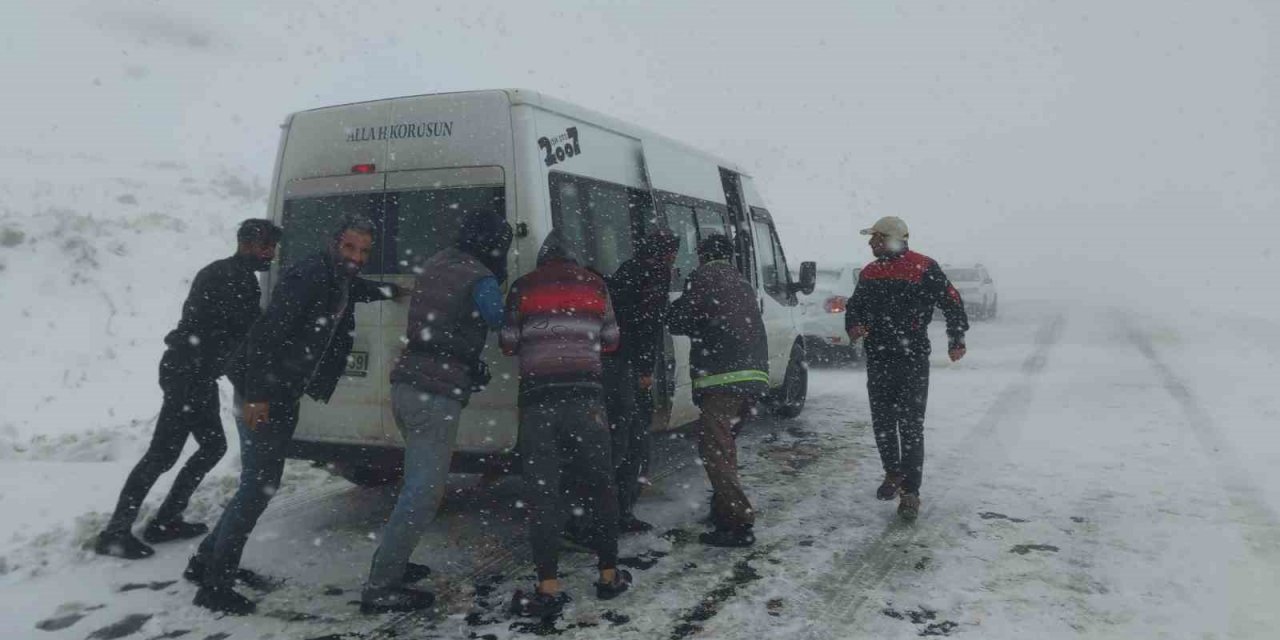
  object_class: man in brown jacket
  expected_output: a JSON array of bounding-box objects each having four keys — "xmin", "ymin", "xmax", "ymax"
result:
[{"xmin": 669, "ymin": 234, "xmax": 769, "ymax": 548}]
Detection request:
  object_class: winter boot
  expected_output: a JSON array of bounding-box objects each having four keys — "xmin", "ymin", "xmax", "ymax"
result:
[
  {"xmin": 193, "ymin": 586, "xmax": 256, "ymax": 615},
  {"xmin": 898, "ymin": 493, "xmax": 921, "ymax": 521},
  {"xmin": 361, "ymin": 587, "xmax": 435, "ymax": 614},
  {"xmin": 509, "ymin": 589, "xmax": 571, "ymax": 619},
  {"xmin": 403, "ymin": 562, "xmax": 432, "ymax": 584},
  {"xmin": 699, "ymin": 527, "xmax": 756, "ymax": 548},
  {"xmin": 142, "ymin": 519, "xmax": 209, "ymax": 544},
  {"xmin": 94, "ymin": 530, "xmax": 155, "ymax": 560},
  {"xmin": 876, "ymin": 473, "xmax": 906, "ymax": 501},
  {"xmin": 619, "ymin": 514, "xmax": 655, "ymax": 534},
  {"xmin": 595, "ymin": 569, "xmax": 633, "ymax": 600},
  {"xmin": 183, "ymin": 556, "xmax": 271, "ymax": 589}
]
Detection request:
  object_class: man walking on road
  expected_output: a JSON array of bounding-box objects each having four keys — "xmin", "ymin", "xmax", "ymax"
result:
[
  {"xmin": 95, "ymin": 219, "xmax": 281, "ymax": 560},
  {"xmin": 360, "ymin": 212, "xmax": 513, "ymax": 614},
  {"xmin": 501, "ymin": 230, "xmax": 633, "ymax": 619},
  {"xmin": 188, "ymin": 217, "xmax": 402, "ymax": 615},
  {"xmin": 668, "ymin": 234, "xmax": 769, "ymax": 548},
  {"xmin": 845, "ymin": 216, "xmax": 968, "ymax": 521}
]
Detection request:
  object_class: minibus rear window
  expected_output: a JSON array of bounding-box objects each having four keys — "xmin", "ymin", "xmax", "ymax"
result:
[
  {"xmin": 389, "ymin": 186, "xmax": 505, "ymax": 274},
  {"xmin": 280, "ymin": 192, "xmax": 386, "ymax": 272}
]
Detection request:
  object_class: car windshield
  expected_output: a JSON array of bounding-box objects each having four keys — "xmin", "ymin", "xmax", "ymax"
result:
[{"xmin": 948, "ymin": 268, "xmax": 982, "ymax": 282}]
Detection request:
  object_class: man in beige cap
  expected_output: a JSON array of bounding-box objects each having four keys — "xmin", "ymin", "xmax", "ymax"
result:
[{"xmin": 845, "ymin": 216, "xmax": 968, "ymax": 521}]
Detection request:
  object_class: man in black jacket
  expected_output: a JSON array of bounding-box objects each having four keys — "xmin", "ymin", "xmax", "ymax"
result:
[
  {"xmin": 95, "ymin": 219, "xmax": 281, "ymax": 560},
  {"xmin": 188, "ymin": 217, "xmax": 401, "ymax": 615},
  {"xmin": 669, "ymin": 235, "xmax": 769, "ymax": 548},
  {"xmin": 602, "ymin": 231, "xmax": 678, "ymax": 532},
  {"xmin": 845, "ymin": 216, "xmax": 968, "ymax": 521}
]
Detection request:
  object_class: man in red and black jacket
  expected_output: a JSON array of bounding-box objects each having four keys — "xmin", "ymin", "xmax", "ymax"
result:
[{"xmin": 845, "ymin": 216, "xmax": 969, "ymax": 521}]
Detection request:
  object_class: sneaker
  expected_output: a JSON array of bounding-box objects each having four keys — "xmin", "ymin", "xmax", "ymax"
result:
[
  {"xmin": 94, "ymin": 530, "xmax": 155, "ymax": 560},
  {"xmin": 595, "ymin": 569, "xmax": 632, "ymax": 600},
  {"xmin": 193, "ymin": 586, "xmax": 256, "ymax": 615},
  {"xmin": 403, "ymin": 562, "xmax": 432, "ymax": 584},
  {"xmin": 619, "ymin": 515, "xmax": 655, "ymax": 534},
  {"xmin": 699, "ymin": 528, "xmax": 756, "ymax": 548},
  {"xmin": 898, "ymin": 493, "xmax": 921, "ymax": 521},
  {"xmin": 142, "ymin": 519, "xmax": 209, "ymax": 544},
  {"xmin": 876, "ymin": 473, "xmax": 906, "ymax": 501},
  {"xmin": 360, "ymin": 587, "xmax": 435, "ymax": 614},
  {"xmin": 509, "ymin": 589, "xmax": 571, "ymax": 619},
  {"xmin": 184, "ymin": 556, "xmax": 271, "ymax": 589}
]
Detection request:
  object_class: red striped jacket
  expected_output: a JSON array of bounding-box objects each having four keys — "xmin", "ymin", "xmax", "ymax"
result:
[{"xmin": 500, "ymin": 258, "xmax": 619, "ymax": 393}]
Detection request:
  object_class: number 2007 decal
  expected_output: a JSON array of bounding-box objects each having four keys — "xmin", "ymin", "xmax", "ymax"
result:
[{"xmin": 538, "ymin": 127, "xmax": 581, "ymax": 167}]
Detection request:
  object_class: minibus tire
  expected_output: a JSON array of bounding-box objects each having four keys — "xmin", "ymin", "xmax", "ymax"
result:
[{"xmin": 775, "ymin": 344, "xmax": 808, "ymax": 419}]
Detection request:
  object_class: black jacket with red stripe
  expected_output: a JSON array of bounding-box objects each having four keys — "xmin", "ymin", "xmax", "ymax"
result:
[{"xmin": 845, "ymin": 249, "xmax": 968, "ymax": 360}]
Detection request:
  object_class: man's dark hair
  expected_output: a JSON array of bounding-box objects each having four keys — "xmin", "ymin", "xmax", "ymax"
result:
[
  {"xmin": 697, "ymin": 234, "xmax": 735, "ymax": 263},
  {"xmin": 237, "ymin": 219, "xmax": 283, "ymax": 246},
  {"xmin": 331, "ymin": 216, "xmax": 377, "ymax": 244}
]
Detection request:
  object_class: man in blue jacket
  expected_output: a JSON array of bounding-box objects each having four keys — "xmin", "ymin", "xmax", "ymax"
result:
[{"xmin": 188, "ymin": 216, "xmax": 402, "ymax": 615}]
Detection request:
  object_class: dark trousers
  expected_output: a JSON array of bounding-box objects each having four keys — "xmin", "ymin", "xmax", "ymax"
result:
[
  {"xmin": 601, "ymin": 356, "xmax": 653, "ymax": 519},
  {"xmin": 697, "ymin": 391, "xmax": 756, "ymax": 532},
  {"xmin": 195, "ymin": 394, "xmax": 300, "ymax": 589},
  {"xmin": 105, "ymin": 351, "xmax": 226, "ymax": 534},
  {"xmin": 519, "ymin": 387, "xmax": 619, "ymax": 582},
  {"xmin": 866, "ymin": 355, "xmax": 930, "ymax": 494}
]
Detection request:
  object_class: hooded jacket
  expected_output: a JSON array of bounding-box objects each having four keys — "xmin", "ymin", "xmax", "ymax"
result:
[
  {"xmin": 604, "ymin": 232, "xmax": 678, "ymax": 375},
  {"xmin": 390, "ymin": 248, "xmax": 496, "ymax": 405},
  {"xmin": 668, "ymin": 258, "xmax": 769, "ymax": 403},
  {"xmin": 500, "ymin": 231, "xmax": 619, "ymax": 396}
]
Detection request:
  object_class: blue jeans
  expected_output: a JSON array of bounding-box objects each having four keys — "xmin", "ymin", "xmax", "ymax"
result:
[
  {"xmin": 195, "ymin": 393, "xmax": 299, "ymax": 590},
  {"xmin": 364, "ymin": 384, "xmax": 462, "ymax": 593}
]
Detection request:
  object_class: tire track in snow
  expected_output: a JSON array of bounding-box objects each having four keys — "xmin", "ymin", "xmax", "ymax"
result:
[
  {"xmin": 798, "ymin": 311, "xmax": 1066, "ymax": 638},
  {"xmin": 1122, "ymin": 318, "xmax": 1280, "ymax": 560}
]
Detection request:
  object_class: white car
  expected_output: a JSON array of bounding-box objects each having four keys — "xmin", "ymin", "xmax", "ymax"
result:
[
  {"xmin": 943, "ymin": 263, "xmax": 998, "ymax": 320},
  {"xmin": 797, "ymin": 263, "xmax": 864, "ymax": 363}
]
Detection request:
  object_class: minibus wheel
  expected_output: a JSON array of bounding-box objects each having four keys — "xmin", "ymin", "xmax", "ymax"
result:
[{"xmin": 775, "ymin": 343, "xmax": 808, "ymax": 418}]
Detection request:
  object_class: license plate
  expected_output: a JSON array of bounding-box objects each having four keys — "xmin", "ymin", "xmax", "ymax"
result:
[{"xmin": 345, "ymin": 351, "xmax": 369, "ymax": 378}]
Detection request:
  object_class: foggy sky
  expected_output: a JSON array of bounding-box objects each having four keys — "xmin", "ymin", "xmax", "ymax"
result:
[{"xmin": 3, "ymin": 0, "xmax": 1276, "ymax": 315}]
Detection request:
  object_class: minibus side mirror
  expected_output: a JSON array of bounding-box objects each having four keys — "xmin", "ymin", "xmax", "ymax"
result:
[{"xmin": 792, "ymin": 261, "xmax": 817, "ymax": 296}]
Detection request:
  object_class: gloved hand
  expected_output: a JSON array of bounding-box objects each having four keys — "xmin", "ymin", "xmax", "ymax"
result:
[{"xmin": 469, "ymin": 360, "xmax": 492, "ymax": 392}]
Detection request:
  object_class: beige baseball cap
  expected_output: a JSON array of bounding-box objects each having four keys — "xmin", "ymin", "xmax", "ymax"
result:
[{"xmin": 860, "ymin": 216, "xmax": 909, "ymax": 240}]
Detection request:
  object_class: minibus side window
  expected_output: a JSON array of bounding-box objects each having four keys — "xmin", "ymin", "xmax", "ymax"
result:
[
  {"xmin": 664, "ymin": 202, "xmax": 700, "ymax": 291},
  {"xmin": 694, "ymin": 207, "xmax": 729, "ymax": 240},
  {"xmin": 753, "ymin": 219, "xmax": 783, "ymax": 297},
  {"xmin": 549, "ymin": 172, "xmax": 645, "ymax": 277},
  {"xmin": 751, "ymin": 207, "xmax": 795, "ymax": 305}
]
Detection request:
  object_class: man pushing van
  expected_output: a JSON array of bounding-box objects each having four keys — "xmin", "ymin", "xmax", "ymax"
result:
[
  {"xmin": 501, "ymin": 230, "xmax": 633, "ymax": 619},
  {"xmin": 95, "ymin": 220, "xmax": 281, "ymax": 560},
  {"xmin": 359, "ymin": 212, "xmax": 513, "ymax": 614},
  {"xmin": 189, "ymin": 217, "xmax": 402, "ymax": 615},
  {"xmin": 669, "ymin": 234, "xmax": 769, "ymax": 548}
]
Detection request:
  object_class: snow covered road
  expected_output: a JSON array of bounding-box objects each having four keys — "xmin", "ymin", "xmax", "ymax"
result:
[{"xmin": 4, "ymin": 301, "xmax": 1279, "ymax": 639}]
